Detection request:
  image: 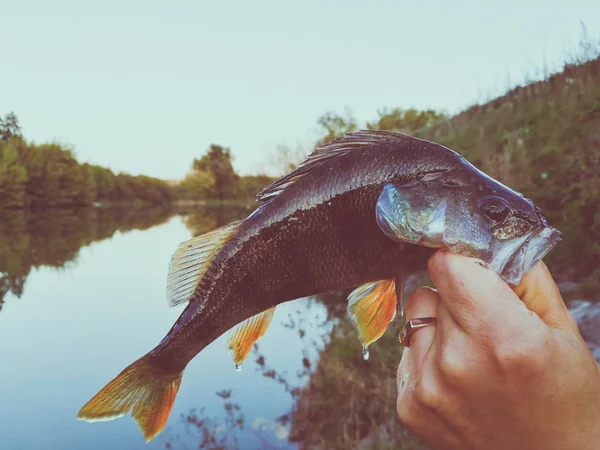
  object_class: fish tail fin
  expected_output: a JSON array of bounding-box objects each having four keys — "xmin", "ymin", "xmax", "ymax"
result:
[{"xmin": 77, "ymin": 354, "xmax": 183, "ymax": 442}]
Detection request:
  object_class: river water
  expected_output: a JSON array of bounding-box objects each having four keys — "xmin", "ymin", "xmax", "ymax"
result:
[{"xmin": 0, "ymin": 206, "xmax": 597, "ymax": 450}]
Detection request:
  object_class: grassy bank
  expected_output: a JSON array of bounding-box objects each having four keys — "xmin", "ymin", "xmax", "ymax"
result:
[{"xmin": 290, "ymin": 55, "xmax": 600, "ymax": 449}]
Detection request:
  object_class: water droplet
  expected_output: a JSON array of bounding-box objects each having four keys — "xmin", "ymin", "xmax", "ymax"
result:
[
  {"xmin": 362, "ymin": 346, "xmax": 370, "ymax": 361},
  {"xmin": 235, "ymin": 363, "xmax": 243, "ymax": 371}
]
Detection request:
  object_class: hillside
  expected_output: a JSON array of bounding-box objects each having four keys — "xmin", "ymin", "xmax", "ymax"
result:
[{"xmin": 289, "ymin": 56, "xmax": 600, "ymax": 450}]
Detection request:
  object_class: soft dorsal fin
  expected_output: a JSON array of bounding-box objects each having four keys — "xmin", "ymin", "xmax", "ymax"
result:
[
  {"xmin": 347, "ymin": 279, "xmax": 397, "ymax": 350},
  {"xmin": 166, "ymin": 221, "xmax": 241, "ymax": 307},
  {"xmin": 256, "ymin": 130, "xmax": 413, "ymax": 203},
  {"xmin": 227, "ymin": 306, "xmax": 276, "ymax": 367}
]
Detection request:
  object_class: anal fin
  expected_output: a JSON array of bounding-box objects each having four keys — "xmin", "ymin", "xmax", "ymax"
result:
[
  {"xmin": 347, "ymin": 279, "xmax": 396, "ymax": 350},
  {"xmin": 227, "ymin": 307, "xmax": 276, "ymax": 367}
]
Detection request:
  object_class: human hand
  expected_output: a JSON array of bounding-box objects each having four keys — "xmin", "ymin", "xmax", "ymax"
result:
[{"xmin": 396, "ymin": 250, "xmax": 600, "ymax": 450}]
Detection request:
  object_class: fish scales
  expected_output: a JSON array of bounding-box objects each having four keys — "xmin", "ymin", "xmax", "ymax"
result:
[
  {"xmin": 150, "ymin": 138, "xmax": 457, "ymax": 368},
  {"xmin": 78, "ymin": 131, "xmax": 560, "ymax": 442}
]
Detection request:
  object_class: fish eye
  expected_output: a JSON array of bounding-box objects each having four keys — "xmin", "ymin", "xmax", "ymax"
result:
[{"xmin": 481, "ymin": 196, "xmax": 510, "ymax": 223}]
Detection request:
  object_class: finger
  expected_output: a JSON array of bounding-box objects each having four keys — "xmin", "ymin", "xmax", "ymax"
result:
[
  {"xmin": 435, "ymin": 293, "xmax": 465, "ymax": 346},
  {"xmin": 397, "ymin": 372, "xmax": 464, "ymax": 450},
  {"xmin": 403, "ymin": 287, "xmax": 439, "ymax": 373},
  {"xmin": 434, "ymin": 299, "xmax": 489, "ymax": 391},
  {"xmin": 513, "ymin": 261, "xmax": 578, "ymax": 332},
  {"xmin": 428, "ymin": 250, "xmax": 531, "ymax": 336},
  {"xmin": 399, "ymin": 291, "xmax": 468, "ymax": 449}
]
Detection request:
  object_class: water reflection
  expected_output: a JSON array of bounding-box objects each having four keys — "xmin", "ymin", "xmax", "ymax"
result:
[
  {"xmin": 0, "ymin": 204, "xmax": 255, "ymax": 311},
  {"xmin": 163, "ymin": 297, "xmax": 336, "ymax": 450},
  {"xmin": 0, "ymin": 205, "xmax": 597, "ymax": 450},
  {"xmin": 0, "ymin": 206, "xmax": 178, "ymax": 309},
  {"xmin": 182, "ymin": 204, "xmax": 256, "ymax": 237}
]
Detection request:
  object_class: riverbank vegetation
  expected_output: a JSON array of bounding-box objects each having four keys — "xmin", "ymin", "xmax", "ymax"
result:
[
  {"xmin": 301, "ymin": 53, "xmax": 600, "ymax": 284},
  {"xmin": 289, "ymin": 44, "xmax": 600, "ymax": 450},
  {"xmin": 2, "ymin": 44, "xmax": 598, "ymax": 284},
  {"xmin": 0, "ymin": 115, "xmax": 273, "ymax": 209}
]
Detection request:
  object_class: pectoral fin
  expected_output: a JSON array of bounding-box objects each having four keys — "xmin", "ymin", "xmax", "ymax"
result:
[
  {"xmin": 347, "ymin": 279, "xmax": 396, "ymax": 350},
  {"xmin": 227, "ymin": 307, "xmax": 276, "ymax": 368}
]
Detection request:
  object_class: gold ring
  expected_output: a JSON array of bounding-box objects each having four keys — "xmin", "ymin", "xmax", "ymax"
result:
[{"xmin": 399, "ymin": 317, "xmax": 438, "ymax": 347}]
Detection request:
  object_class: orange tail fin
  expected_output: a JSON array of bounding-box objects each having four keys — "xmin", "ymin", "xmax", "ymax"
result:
[{"xmin": 77, "ymin": 355, "xmax": 183, "ymax": 442}]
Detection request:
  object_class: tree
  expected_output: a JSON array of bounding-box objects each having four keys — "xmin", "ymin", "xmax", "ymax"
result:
[
  {"xmin": 0, "ymin": 112, "xmax": 22, "ymax": 141},
  {"xmin": 366, "ymin": 108, "xmax": 445, "ymax": 133},
  {"xmin": 181, "ymin": 170, "xmax": 216, "ymax": 199},
  {"xmin": 315, "ymin": 108, "xmax": 358, "ymax": 146},
  {"xmin": 192, "ymin": 144, "xmax": 239, "ymax": 200},
  {"xmin": 237, "ymin": 175, "xmax": 274, "ymax": 201},
  {"xmin": 0, "ymin": 140, "xmax": 28, "ymax": 209}
]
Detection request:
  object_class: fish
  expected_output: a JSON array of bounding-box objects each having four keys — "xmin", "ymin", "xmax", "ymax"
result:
[{"xmin": 77, "ymin": 130, "xmax": 560, "ymax": 441}]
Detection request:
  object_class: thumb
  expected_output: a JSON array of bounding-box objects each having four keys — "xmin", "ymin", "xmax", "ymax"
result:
[{"xmin": 513, "ymin": 261, "xmax": 578, "ymax": 333}]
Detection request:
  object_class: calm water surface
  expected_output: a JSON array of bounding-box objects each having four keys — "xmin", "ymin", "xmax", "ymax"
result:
[
  {"xmin": 0, "ymin": 209, "xmax": 333, "ymax": 450},
  {"xmin": 0, "ymin": 207, "xmax": 597, "ymax": 450}
]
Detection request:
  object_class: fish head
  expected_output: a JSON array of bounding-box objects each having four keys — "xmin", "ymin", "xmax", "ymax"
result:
[{"xmin": 376, "ymin": 166, "xmax": 561, "ymax": 286}]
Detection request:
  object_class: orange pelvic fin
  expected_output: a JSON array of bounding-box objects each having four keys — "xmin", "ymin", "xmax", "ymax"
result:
[
  {"xmin": 77, "ymin": 355, "xmax": 183, "ymax": 442},
  {"xmin": 347, "ymin": 279, "xmax": 397, "ymax": 348},
  {"xmin": 228, "ymin": 306, "xmax": 276, "ymax": 367}
]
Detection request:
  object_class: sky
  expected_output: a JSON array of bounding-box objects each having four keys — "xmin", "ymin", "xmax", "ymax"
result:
[{"xmin": 2, "ymin": 0, "xmax": 599, "ymax": 179}]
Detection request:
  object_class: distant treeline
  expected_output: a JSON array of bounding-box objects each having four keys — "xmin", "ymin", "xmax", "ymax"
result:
[
  {"xmin": 0, "ymin": 114, "xmax": 173, "ymax": 209},
  {"xmin": 0, "ymin": 113, "xmax": 274, "ymax": 210}
]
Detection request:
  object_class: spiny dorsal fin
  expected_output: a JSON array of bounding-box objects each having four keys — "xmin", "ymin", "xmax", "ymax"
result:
[
  {"xmin": 166, "ymin": 221, "xmax": 241, "ymax": 307},
  {"xmin": 347, "ymin": 279, "xmax": 397, "ymax": 348},
  {"xmin": 227, "ymin": 306, "xmax": 276, "ymax": 366},
  {"xmin": 257, "ymin": 130, "xmax": 414, "ymax": 202}
]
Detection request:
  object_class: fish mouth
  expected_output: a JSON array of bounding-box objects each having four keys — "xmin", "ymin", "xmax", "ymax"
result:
[{"xmin": 500, "ymin": 227, "xmax": 562, "ymax": 286}]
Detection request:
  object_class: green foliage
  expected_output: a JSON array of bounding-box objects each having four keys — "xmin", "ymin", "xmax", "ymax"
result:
[
  {"xmin": 0, "ymin": 139, "xmax": 28, "ymax": 208},
  {"xmin": 192, "ymin": 144, "xmax": 239, "ymax": 200},
  {"xmin": 179, "ymin": 170, "xmax": 216, "ymax": 200},
  {"xmin": 0, "ymin": 112, "xmax": 22, "ymax": 141},
  {"xmin": 315, "ymin": 108, "xmax": 358, "ymax": 146},
  {"xmin": 367, "ymin": 108, "xmax": 446, "ymax": 133},
  {"xmin": 87, "ymin": 165, "xmax": 118, "ymax": 201},
  {"xmin": 110, "ymin": 173, "xmax": 173, "ymax": 205},
  {"xmin": 236, "ymin": 174, "xmax": 274, "ymax": 201},
  {"xmin": 177, "ymin": 143, "xmax": 275, "ymax": 203},
  {"xmin": 21, "ymin": 142, "xmax": 94, "ymax": 208},
  {"xmin": 0, "ymin": 114, "xmax": 173, "ymax": 210}
]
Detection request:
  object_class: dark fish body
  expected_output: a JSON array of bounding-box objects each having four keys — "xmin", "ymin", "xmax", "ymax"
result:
[
  {"xmin": 152, "ymin": 132, "xmax": 461, "ymax": 369},
  {"xmin": 78, "ymin": 131, "xmax": 559, "ymax": 441}
]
